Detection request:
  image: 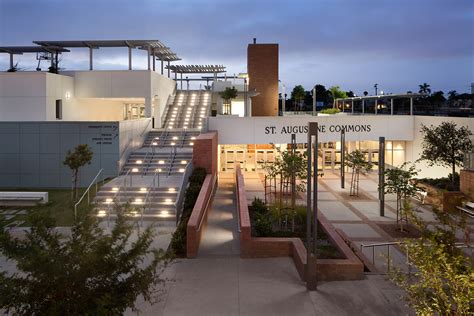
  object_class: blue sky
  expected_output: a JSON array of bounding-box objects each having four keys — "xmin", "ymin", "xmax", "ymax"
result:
[{"xmin": 0, "ymin": 0, "xmax": 472, "ymax": 94}]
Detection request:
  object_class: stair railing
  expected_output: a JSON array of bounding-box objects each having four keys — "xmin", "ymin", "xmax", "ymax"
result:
[
  {"xmin": 74, "ymin": 168, "xmax": 104, "ymax": 221},
  {"xmin": 175, "ymin": 161, "xmax": 193, "ymax": 224},
  {"xmin": 167, "ymin": 146, "xmax": 177, "ymax": 176}
]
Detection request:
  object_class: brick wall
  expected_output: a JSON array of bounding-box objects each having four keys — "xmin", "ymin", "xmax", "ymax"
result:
[
  {"xmin": 247, "ymin": 43, "xmax": 279, "ymax": 117},
  {"xmin": 192, "ymin": 131, "xmax": 217, "ymax": 174},
  {"xmin": 460, "ymin": 169, "xmax": 474, "ymax": 200},
  {"xmin": 236, "ymin": 166, "xmax": 364, "ymax": 281},
  {"xmin": 186, "ymin": 174, "xmax": 216, "ymax": 258}
]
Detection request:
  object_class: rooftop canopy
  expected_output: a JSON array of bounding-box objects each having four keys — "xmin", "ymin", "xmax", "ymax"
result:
[
  {"xmin": 33, "ymin": 40, "xmax": 180, "ymax": 61},
  {"xmin": 0, "ymin": 46, "xmax": 70, "ymax": 55},
  {"xmin": 166, "ymin": 64, "xmax": 226, "ymax": 74},
  {"xmin": 336, "ymin": 93, "xmax": 426, "ymax": 102}
]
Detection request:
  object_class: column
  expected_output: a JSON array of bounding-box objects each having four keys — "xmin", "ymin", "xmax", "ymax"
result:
[
  {"xmin": 152, "ymin": 51, "xmax": 156, "ymax": 71},
  {"xmin": 375, "ymin": 99, "xmax": 378, "ymax": 115},
  {"xmin": 128, "ymin": 47, "xmax": 132, "ymax": 70},
  {"xmin": 362, "ymin": 99, "xmax": 365, "ymax": 114},
  {"xmin": 167, "ymin": 61, "xmax": 170, "ymax": 77},
  {"xmin": 9, "ymin": 53, "xmax": 13, "ymax": 69},
  {"xmin": 89, "ymin": 47, "xmax": 93, "ymax": 70},
  {"xmin": 161, "ymin": 60, "xmax": 164, "ymax": 75},
  {"xmin": 180, "ymin": 73, "xmax": 183, "ymax": 89},
  {"xmin": 390, "ymin": 98, "xmax": 394, "ymax": 115},
  {"xmin": 147, "ymin": 47, "xmax": 151, "ymax": 71},
  {"xmin": 144, "ymin": 96, "xmax": 152, "ymax": 118},
  {"xmin": 352, "ymin": 100, "xmax": 354, "ymax": 114},
  {"xmin": 410, "ymin": 97, "xmax": 413, "ymax": 115}
]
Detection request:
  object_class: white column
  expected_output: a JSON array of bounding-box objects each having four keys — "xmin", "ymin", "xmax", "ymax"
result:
[
  {"xmin": 9, "ymin": 53, "xmax": 13, "ymax": 69},
  {"xmin": 410, "ymin": 97, "xmax": 413, "ymax": 115},
  {"xmin": 147, "ymin": 47, "xmax": 151, "ymax": 71},
  {"xmin": 144, "ymin": 96, "xmax": 152, "ymax": 117},
  {"xmin": 390, "ymin": 98, "xmax": 394, "ymax": 115},
  {"xmin": 128, "ymin": 47, "xmax": 132, "ymax": 70}
]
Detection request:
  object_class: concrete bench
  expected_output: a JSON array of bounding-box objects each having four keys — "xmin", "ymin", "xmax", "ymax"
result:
[
  {"xmin": 413, "ymin": 190, "xmax": 427, "ymax": 204},
  {"xmin": 0, "ymin": 192, "xmax": 48, "ymax": 206},
  {"xmin": 456, "ymin": 202, "xmax": 474, "ymax": 218}
]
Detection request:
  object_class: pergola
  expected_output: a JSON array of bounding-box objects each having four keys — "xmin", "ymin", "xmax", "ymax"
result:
[
  {"xmin": 0, "ymin": 46, "xmax": 70, "ymax": 70},
  {"xmin": 166, "ymin": 64, "xmax": 226, "ymax": 89},
  {"xmin": 335, "ymin": 93, "xmax": 426, "ymax": 116},
  {"xmin": 33, "ymin": 40, "xmax": 180, "ymax": 74}
]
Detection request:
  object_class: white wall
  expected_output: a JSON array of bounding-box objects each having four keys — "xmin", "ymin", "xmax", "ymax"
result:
[
  {"xmin": 117, "ymin": 118, "xmax": 152, "ymax": 171},
  {"xmin": 0, "ymin": 70, "xmax": 176, "ymax": 123},
  {"xmin": 208, "ymin": 115, "xmax": 415, "ymax": 144},
  {"xmin": 406, "ymin": 116, "xmax": 474, "ymax": 179}
]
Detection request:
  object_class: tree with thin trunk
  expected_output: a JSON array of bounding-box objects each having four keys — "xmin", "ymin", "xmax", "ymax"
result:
[
  {"xmin": 419, "ymin": 122, "xmax": 473, "ymax": 189},
  {"xmin": 219, "ymin": 86, "xmax": 238, "ymax": 115},
  {"xmin": 63, "ymin": 144, "xmax": 93, "ymax": 201},
  {"xmin": 345, "ymin": 150, "xmax": 372, "ymax": 196},
  {"xmin": 383, "ymin": 162, "xmax": 420, "ymax": 231},
  {"xmin": 418, "ymin": 83, "xmax": 431, "ymax": 95},
  {"xmin": 291, "ymin": 85, "xmax": 306, "ymax": 111}
]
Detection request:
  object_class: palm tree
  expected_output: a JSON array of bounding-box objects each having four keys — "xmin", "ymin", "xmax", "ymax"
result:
[
  {"xmin": 418, "ymin": 83, "xmax": 431, "ymax": 95},
  {"xmin": 219, "ymin": 87, "xmax": 238, "ymax": 115},
  {"xmin": 363, "ymin": 91, "xmax": 368, "ymax": 96},
  {"xmin": 291, "ymin": 85, "xmax": 306, "ymax": 111}
]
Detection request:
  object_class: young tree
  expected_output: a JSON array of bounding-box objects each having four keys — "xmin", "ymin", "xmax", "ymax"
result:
[
  {"xmin": 383, "ymin": 162, "xmax": 421, "ymax": 231},
  {"xmin": 0, "ymin": 206, "xmax": 169, "ymax": 315},
  {"xmin": 345, "ymin": 150, "xmax": 372, "ymax": 196},
  {"xmin": 219, "ymin": 86, "xmax": 238, "ymax": 115},
  {"xmin": 63, "ymin": 144, "xmax": 93, "ymax": 201},
  {"xmin": 390, "ymin": 208, "xmax": 473, "ymax": 315},
  {"xmin": 291, "ymin": 85, "xmax": 306, "ymax": 111},
  {"xmin": 420, "ymin": 122, "xmax": 473, "ymax": 189}
]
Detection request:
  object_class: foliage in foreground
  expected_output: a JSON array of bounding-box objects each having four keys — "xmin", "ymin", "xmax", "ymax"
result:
[
  {"xmin": 0, "ymin": 206, "xmax": 168, "ymax": 315},
  {"xmin": 390, "ymin": 208, "xmax": 473, "ymax": 315},
  {"xmin": 169, "ymin": 167, "xmax": 207, "ymax": 256}
]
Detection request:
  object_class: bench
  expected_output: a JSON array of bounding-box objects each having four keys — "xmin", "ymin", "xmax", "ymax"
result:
[
  {"xmin": 413, "ymin": 190, "xmax": 428, "ymax": 204},
  {"xmin": 0, "ymin": 192, "xmax": 48, "ymax": 206},
  {"xmin": 456, "ymin": 202, "xmax": 474, "ymax": 218}
]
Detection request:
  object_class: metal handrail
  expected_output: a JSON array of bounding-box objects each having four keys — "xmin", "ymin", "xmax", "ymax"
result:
[
  {"xmin": 167, "ymin": 146, "xmax": 177, "ymax": 176},
  {"xmin": 175, "ymin": 162, "xmax": 193, "ymax": 224},
  {"xmin": 74, "ymin": 168, "xmax": 104, "ymax": 220},
  {"xmin": 180, "ymin": 128, "xmax": 187, "ymax": 148},
  {"xmin": 139, "ymin": 118, "xmax": 152, "ymax": 137}
]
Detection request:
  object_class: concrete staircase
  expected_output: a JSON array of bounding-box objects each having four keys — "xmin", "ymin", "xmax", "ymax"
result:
[{"xmin": 93, "ymin": 89, "xmax": 211, "ymax": 223}]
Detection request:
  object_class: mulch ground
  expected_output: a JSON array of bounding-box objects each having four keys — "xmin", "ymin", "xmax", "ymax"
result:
[{"xmin": 377, "ymin": 223, "xmax": 422, "ymax": 239}]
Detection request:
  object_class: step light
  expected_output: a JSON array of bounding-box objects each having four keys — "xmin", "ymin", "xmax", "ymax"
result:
[
  {"xmin": 97, "ymin": 210, "xmax": 107, "ymax": 217},
  {"xmin": 181, "ymin": 160, "xmax": 187, "ymax": 164},
  {"xmin": 135, "ymin": 198, "xmax": 142, "ymax": 203},
  {"xmin": 158, "ymin": 160, "xmax": 165, "ymax": 164},
  {"xmin": 105, "ymin": 198, "xmax": 113, "ymax": 203},
  {"xmin": 152, "ymin": 142, "xmax": 158, "ymax": 146},
  {"xmin": 168, "ymin": 188, "xmax": 176, "ymax": 192},
  {"xmin": 172, "ymin": 136, "xmax": 178, "ymax": 140},
  {"xmin": 165, "ymin": 198, "xmax": 172, "ymax": 203},
  {"xmin": 179, "ymin": 168, "xmax": 185, "ymax": 172},
  {"xmin": 111, "ymin": 187, "xmax": 119, "ymax": 192},
  {"xmin": 136, "ymin": 160, "xmax": 143, "ymax": 164},
  {"xmin": 156, "ymin": 168, "xmax": 163, "ymax": 172},
  {"xmin": 170, "ymin": 142, "xmax": 176, "ymax": 146},
  {"xmin": 191, "ymin": 137, "xmax": 196, "ymax": 140},
  {"xmin": 189, "ymin": 142, "xmax": 194, "ymax": 146},
  {"xmin": 140, "ymin": 188, "xmax": 147, "ymax": 192},
  {"xmin": 132, "ymin": 168, "xmax": 139, "ymax": 172}
]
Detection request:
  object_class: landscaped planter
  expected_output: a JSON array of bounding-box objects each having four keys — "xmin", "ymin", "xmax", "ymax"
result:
[{"xmin": 236, "ymin": 166, "xmax": 364, "ymax": 281}]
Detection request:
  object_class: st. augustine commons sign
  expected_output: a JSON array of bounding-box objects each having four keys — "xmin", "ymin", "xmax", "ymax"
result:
[
  {"xmin": 208, "ymin": 116, "xmax": 414, "ymax": 144},
  {"xmin": 265, "ymin": 124, "xmax": 372, "ymax": 135}
]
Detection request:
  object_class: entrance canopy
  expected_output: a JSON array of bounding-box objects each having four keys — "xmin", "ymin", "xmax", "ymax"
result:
[{"xmin": 166, "ymin": 64, "xmax": 226, "ymax": 89}]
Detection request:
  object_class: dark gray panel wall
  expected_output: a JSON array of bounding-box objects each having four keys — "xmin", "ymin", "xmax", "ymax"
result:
[{"xmin": 0, "ymin": 122, "xmax": 120, "ymax": 188}]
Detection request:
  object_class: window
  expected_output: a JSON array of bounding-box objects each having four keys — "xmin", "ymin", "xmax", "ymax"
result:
[{"xmin": 55, "ymin": 99, "xmax": 62, "ymax": 120}]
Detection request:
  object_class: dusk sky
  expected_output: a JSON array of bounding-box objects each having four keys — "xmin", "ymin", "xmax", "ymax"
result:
[{"xmin": 0, "ymin": 0, "xmax": 472, "ymax": 95}]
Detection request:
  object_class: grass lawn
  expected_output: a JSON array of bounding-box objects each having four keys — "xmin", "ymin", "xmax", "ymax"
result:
[{"xmin": 1, "ymin": 188, "xmax": 95, "ymax": 227}]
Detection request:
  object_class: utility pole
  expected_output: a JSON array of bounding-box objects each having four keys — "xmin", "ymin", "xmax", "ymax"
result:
[{"xmin": 312, "ymin": 86, "xmax": 316, "ymax": 116}]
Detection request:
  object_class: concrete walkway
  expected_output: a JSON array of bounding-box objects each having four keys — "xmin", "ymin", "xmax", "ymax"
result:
[{"xmin": 198, "ymin": 173, "xmax": 240, "ymax": 257}]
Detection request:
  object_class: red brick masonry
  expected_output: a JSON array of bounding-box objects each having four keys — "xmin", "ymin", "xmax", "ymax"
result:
[
  {"xmin": 236, "ymin": 166, "xmax": 364, "ymax": 281},
  {"xmin": 186, "ymin": 173, "xmax": 217, "ymax": 258},
  {"xmin": 460, "ymin": 169, "xmax": 474, "ymax": 200},
  {"xmin": 192, "ymin": 132, "xmax": 218, "ymax": 175}
]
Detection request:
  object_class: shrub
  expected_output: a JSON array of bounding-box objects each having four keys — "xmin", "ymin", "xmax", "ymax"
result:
[
  {"xmin": 169, "ymin": 167, "xmax": 207, "ymax": 256},
  {"xmin": 254, "ymin": 213, "xmax": 272, "ymax": 237},
  {"xmin": 251, "ymin": 197, "xmax": 268, "ymax": 215},
  {"xmin": 320, "ymin": 108, "xmax": 341, "ymax": 115}
]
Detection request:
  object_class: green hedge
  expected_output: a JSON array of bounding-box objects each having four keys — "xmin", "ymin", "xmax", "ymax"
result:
[
  {"xmin": 320, "ymin": 108, "xmax": 341, "ymax": 115},
  {"xmin": 169, "ymin": 167, "xmax": 207, "ymax": 256}
]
